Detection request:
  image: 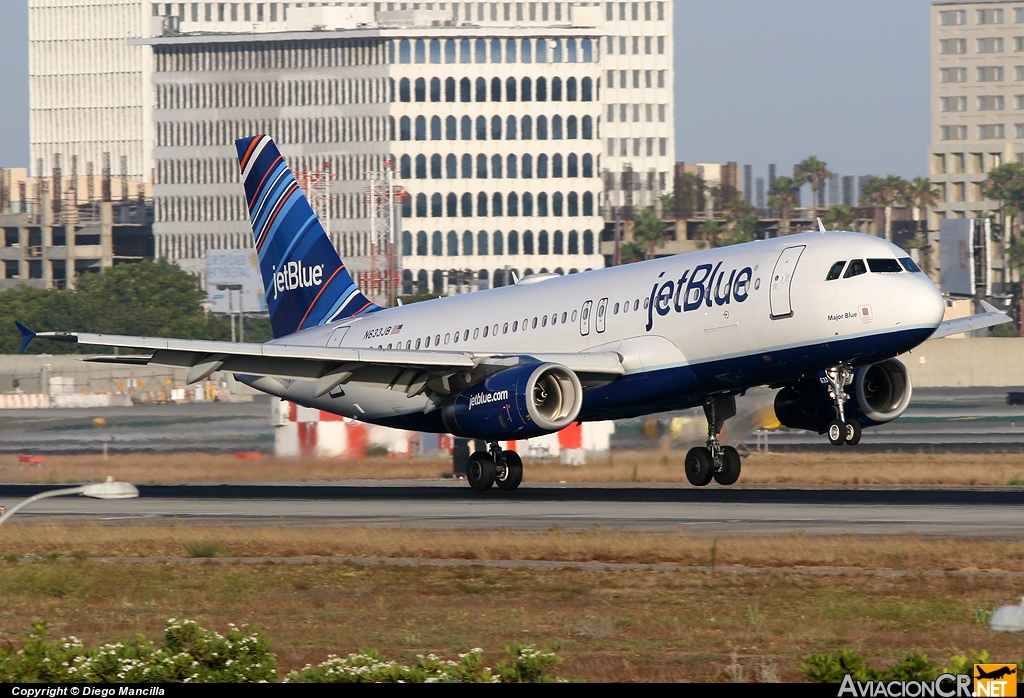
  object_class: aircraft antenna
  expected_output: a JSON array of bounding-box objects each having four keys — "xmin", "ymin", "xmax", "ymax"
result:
[{"xmin": 817, "ymin": 217, "xmax": 827, "ymax": 233}]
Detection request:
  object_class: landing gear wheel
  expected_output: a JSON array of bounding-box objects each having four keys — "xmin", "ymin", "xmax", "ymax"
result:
[
  {"xmin": 467, "ymin": 451, "xmax": 496, "ymax": 491},
  {"xmin": 495, "ymin": 450, "xmax": 523, "ymax": 491},
  {"xmin": 685, "ymin": 447, "xmax": 714, "ymax": 487},
  {"xmin": 844, "ymin": 420, "xmax": 862, "ymax": 446},
  {"xmin": 827, "ymin": 420, "xmax": 847, "ymax": 446},
  {"xmin": 714, "ymin": 445, "xmax": 742, "ymax": 486}
]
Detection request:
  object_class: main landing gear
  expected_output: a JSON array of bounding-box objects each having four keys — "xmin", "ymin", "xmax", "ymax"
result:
[
  {"xmin": 466, "ymin": 442, "xmax": 524, "ymax": 492},
  {"xmin": 824, "ymin": 364, "xmax": 862, "ymax": 447},
  {"xmin": 685, "ymin": 395, "xmax": 742, "ymax": 487}
]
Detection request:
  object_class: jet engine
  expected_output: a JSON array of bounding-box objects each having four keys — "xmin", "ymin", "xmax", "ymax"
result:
[
  {"xmin": 773, "ymin": 358, "xmax": 913, "ymax": 433},
  {"xmin": 441, "ymin": 362, "xmax": 583, "ymax": 441}
]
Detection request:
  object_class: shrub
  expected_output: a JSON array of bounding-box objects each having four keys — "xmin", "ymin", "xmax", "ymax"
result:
[
  {"xmin": 284, "ymin": 646, "xmax": 568, "ymax": 683},
  {"xmin": 886, "ymin": 653, "xmax": 940, "ymax": 681},
  {"xmin": 801, "ymin": 650, "xmax": 881, "ymax": 683},
  {"xmin": 186, "ymin": 543, "xmax": 218, "ymax": 558},
  {"xmin": 0, "ymin": 620, "xmax": 275, "ymax": 683}
]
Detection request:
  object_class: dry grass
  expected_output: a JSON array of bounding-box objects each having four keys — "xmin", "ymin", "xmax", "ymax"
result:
[
  {"xmin": 4, "ymin": 450, "xmax": 1024, "ymax": 486},
  {"xmin": 3, "ymin": 523, "xmax": 1024, "ymax": 573},
  {"xmin": 0, "ymin": 557, "xmax": 1021, "ymax": 681}
]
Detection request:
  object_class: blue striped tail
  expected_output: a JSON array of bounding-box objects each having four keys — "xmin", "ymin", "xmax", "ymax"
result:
[{"xmin": 235, "ymin": 135, "xmax": 380, "ymax": 338}]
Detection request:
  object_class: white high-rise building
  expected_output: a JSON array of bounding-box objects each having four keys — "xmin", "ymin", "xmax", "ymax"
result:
[
  {"xmin": 29, "ymin": 0, "xmax": 153, "ymax": 181},
  {"xmin": 31, "ymin": 2, "xmax": 675, "ymax": 294}
]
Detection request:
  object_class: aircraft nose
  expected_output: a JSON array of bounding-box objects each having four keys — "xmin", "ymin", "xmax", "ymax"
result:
[{"xmin": 891, "ymin": 273, "xmax": 945, "ymax": 330}]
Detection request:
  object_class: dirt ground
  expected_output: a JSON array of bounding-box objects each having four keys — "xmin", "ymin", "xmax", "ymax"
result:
[
  {"xmin": 3, "ymin": 450, "xmax": 1024, "ymax": 486},
  {"xmin": 0, "ymin": 549, "xmax": 1020, "ymax": 682}
]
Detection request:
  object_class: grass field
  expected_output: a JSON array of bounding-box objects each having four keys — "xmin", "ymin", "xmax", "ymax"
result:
[
  {"xmin": 3, "ymin": 450, "xmax": 1024, "ymax": 486},
  {"xmin": 1, "ymin": 526, "xmax": 1022, "ymax": 682}
]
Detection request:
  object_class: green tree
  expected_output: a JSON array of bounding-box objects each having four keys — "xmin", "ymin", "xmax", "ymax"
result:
[
  {"xmin": 630, "ymin": 208, "xmax": 669, "ymax": 259},
  {"xmin": 984, "ymin": 163, "xmax": 1024, "ymax": 241},
  {"xmin": 768, "ymin": 176, "xmax": 799, "ymax": 235},
  {"xmin": 696, "ymin": 219, "xmax": 724, "ymax": 248},
  {"xmin": 823, "ymin": 204, "xmax": 858, "ymax": 231},
  {"xmin": 861, "ymin": 174, "xmax": 908, "ymax": 241},
  {"xmin": 794, "ymin": 156, "xmax": 834, "ymax": 218},
  {"xmin": 0, "ymin": 259, "xmax": 239, "ymax": 354},
  {"xmin": 674, "ymin": 173, "xmax": 706, "ymax": 217},
  {"xmin": 906, "ymin": 177, "xmax": 940, "ymax": 222}
]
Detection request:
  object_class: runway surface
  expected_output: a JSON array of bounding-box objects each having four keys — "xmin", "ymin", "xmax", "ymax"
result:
[{"xmin": 2, "ymin": 481, "xmax": 1022, "ymax": 537}]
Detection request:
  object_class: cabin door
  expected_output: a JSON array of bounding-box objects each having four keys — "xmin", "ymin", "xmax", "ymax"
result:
[{"xmin": 769, "ymin": 245, "xmax": 805, "ymax": 319}]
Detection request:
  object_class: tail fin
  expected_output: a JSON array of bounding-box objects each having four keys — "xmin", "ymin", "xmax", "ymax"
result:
[{"xmin": 235, "ymin": 135, "xmax": 380, "ymax": 338}]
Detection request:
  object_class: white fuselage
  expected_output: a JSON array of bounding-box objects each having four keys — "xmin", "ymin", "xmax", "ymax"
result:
[{"xmin": 250, "ymin": 232, "xmax": 945, "ymax": 430}]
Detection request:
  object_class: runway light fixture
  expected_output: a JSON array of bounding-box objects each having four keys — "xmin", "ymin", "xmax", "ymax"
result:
[{"xmin": 0, "ymin": 476, "xmax": 139, "ymax": 526}]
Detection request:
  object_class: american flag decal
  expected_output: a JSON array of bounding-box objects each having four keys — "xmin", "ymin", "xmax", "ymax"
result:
[{"xmin": 392, "ymin": 325, "xmax": 403, "ymax": 335}]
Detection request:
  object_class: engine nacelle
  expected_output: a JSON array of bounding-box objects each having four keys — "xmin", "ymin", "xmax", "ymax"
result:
[
  {"xmin": 442, "ymin": 362, "xmax": 583, "ymax": 441},
  {"xmin": 774, "ymin": 358, "xmax": 913, "ymax": 433}
]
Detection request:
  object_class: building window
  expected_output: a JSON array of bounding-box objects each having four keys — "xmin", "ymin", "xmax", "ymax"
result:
[
  {"xmin": 1016, "ymin": 124, "xmax": 1024, "ymax": 139},
  {"xmin": 1016, "ymin": 95, "xmax": 1024, "ymax": 109},
  {"xmin": 941, "ymin": 67, "xmax": 967, "ymax": 83},
  {"xmin": 940, "ymin": 96, "xmax": 967, "ymax": 112},
  {"xmin": 1018, "ymin": 8, "xmax": 1024, "ymax": 23},
  {"xmin": 1017, "ymin": 37, "xmax": 1024, "ymax": 52},
  {"xmin": 978, "ymin": 66, "xmax": 1005, "ymax": 81},
  {"xmin": 978, "ymin": 95, "xmax": 1005, "ymax": 110},
  {"xmin": 977, "ymin": 37, "xmax": 1004, "ymax": 53},
  {"xmin": 939, "ymin": 9, "xmax": 965, "ymax": 25},
  {"xmin": 940, "ymin": 39, "xmax": 966, "ymax": 55},
  {"xmin": 979, "ymin": 124, "xmax": 1006, "ymax": 139},
  {"xmin": 977, "ymin": 8, "xmax": 1004, "ymax": 24},
  {"xmin": 941, "ymin": 125, "xmax": 968, "ymax": 141}
]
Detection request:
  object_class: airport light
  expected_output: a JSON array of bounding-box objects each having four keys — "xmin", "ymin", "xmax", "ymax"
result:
[{"xmin": 0, "ymin": 476, "xmax": 138, "ymax": 526}]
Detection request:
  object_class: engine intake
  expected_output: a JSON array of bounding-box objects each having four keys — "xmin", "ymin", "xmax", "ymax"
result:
[
  {"xmin": 442, "ymin": 362, "xmax": 583, "ymax": 441},
  {"xmin": 774, "ymin": 358, "xmax": 913, "ymax": 433}
]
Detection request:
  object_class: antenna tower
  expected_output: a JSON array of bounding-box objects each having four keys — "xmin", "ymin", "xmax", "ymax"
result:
[
  {"xmin": 363, "ymin": 161, "xmax": 407, "ymax": 307},
  {"xmin": 295, "ymin": 160, "xmax": 334, "ymax": 239}
]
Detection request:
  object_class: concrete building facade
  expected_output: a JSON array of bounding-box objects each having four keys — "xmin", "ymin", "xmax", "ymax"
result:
[{"xmin": 930, "ymin": 0, "xmax": 1024, "ymax": 221}]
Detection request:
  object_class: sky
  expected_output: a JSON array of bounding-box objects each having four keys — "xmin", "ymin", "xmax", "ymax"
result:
[
  {"xmin": 0, "ymin": 1, "xmax": 935, "ymax": 180},
  {"xmin": 674, "ymin": 0, "xmax": 935, "ymax": 182}
]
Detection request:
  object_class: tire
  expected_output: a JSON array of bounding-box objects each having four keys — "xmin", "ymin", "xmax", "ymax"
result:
[
  {"xmin": 685, "ymin": 447, "xmax": 714, "ymax": 487},
  {"xmin": 467, "ymin": 451, "xmax": 496, "ymax": 491},
  {"xmin": 827, "ymin": 420, "xmax": 847, "ymax": 446},
  {"xmin": 714, "ymin": 446, "xmax": 742, "ymax": 486},
  {"xmin": 845, "ymin": 420, "xmax": 862, "ymax": 446},
  {"xmin": 496, "ymin": 450, "xmax": 523, "ymax": 491}
]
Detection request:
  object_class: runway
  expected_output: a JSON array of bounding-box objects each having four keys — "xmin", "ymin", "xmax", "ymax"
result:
[{"xmin": 2, "ymin": 481, "xmax": 1022, "ymax": 537}]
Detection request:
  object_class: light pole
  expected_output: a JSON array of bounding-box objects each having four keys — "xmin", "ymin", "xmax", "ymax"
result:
[
  {"xmin": 216, "ymin": 283, "xmax": 243, "ymax": 342},
  {"xmin": 0, "ymin": 477, "xmax": 138, "ymax": 526}
]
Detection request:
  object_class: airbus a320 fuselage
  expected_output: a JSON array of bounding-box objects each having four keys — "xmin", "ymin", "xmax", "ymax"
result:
[{"xmin": 18, "ymin": 135, "xmax": 1009, "ymax": 491}]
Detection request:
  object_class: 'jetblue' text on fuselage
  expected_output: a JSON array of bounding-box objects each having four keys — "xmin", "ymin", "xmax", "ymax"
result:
[{"xmin": 646, "ymin": 262, "xmax": 753, "ymax": 331}]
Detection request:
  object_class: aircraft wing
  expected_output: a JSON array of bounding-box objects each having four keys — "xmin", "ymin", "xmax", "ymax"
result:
[
  {"xmin": 17, "ymin": 324, "xmax": 623, "ymax": 398},
  {"xmin": 928, "ymin": 300, "xmax": 1013, "ymax": 340}
]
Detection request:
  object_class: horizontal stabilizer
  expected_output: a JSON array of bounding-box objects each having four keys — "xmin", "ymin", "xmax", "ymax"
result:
[{"xmin": 928, "ymin": 300, "xmax": 1013, "ymax": 340}]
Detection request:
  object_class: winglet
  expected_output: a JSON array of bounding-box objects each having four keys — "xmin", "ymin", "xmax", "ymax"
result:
[
  {"xmin": 14, "ymin": 322, "xmax": 35, "ymax": 354},
  {"xmin": 817, "ymin": 217, "xmax": 827, "ymax": 233},
  {"xmin": 980, "ymin": 300, "xmax": 1000, "ymax": 313}
]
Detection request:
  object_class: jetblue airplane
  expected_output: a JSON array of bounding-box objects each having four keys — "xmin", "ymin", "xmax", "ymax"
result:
[{"xmin": 16, "ymin": 136, "xmax": 1011, "ymax": 491}]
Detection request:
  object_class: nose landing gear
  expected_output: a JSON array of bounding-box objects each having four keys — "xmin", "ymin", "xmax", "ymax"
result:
[
  {"xmin": 824, "ymin": 365, "xmax": 861, "ymax": 446},
  {"xmin": 685, "ymin": 395, "xmax": 742, "ymax": 487}
]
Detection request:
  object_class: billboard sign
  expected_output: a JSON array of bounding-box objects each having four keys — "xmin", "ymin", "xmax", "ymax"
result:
[
  {"xmin": 205, "ymin": 249, "xmax": 266, "ymax": 313},
  {"xmin": 939, "ymin": 218, "xmax": 989, "ymax": 297}
]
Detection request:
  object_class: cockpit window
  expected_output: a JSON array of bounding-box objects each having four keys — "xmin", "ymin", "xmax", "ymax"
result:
[
  {"xmin": 899, "ymin": 257, "xmax": 922, "ymax": 273},
  {"xmin": 843, "ymin": 259, "xmax": 867, "ymax": 278},
  {"xmin": 825, "ymin": 261, "xmax": 846, "ymax": 281},
  {"xmin": 868, "ymin": 258, "xmax": 903, "ymax": 273}
]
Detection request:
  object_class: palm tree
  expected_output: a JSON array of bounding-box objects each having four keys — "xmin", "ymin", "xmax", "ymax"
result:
[
  {"xmin": 906, "ymin": 177, "xmax": 940, "ymax": 222},
  {"xmin": 823, "ymin": 204, "xmax": 858, "ymax": 231},
  {"xmin": 696, "ymin": 219, "xmax": 724, "ymax": 248},
  {"xmin": 794, "ymin": 156, "xmax": 834, "ymax": 219},
  {"xmin": 984, "ymin": 162, "xmax": 1024, "ymax": 241},
  {"xmin": 861, "ymin": 174, "xmax": 908, "ymax": 241},
  {"xmin": 674, "ymin": 173, "xmax": 706, "ymax": 218},
  {"xmin": 768, "ymin": 176, "xmax": 799, "ymax": 235},
  {"xmin": 631, "ymin": 207, "xmax": 668, "ymax": 259}
]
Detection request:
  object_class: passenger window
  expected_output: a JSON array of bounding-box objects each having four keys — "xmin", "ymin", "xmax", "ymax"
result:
[
  {"xmin": 532, "ymin": 317, "xmax": 538, "ymax": 328},
  {"xmin": 542, "ymin": 315, "xmax": 548, "ymax": 327},
  {"xmin": 843, "ymin": 259, "xmax": 867, "ymax": 278},
  {"xmin": 445, "ymin": 333, "xmax": 450, "ymax": 344},
  {"xmin": 493, "ymin": 324, "xmax": 499, "ymax": 335},
  {"xmin": 512, "ymin": 320, "xmax": 518, "ymax": 331},
  {"xmin": 503, "ymin": 323, "xmax": 508, "ymax": 333},
  {"xmin": 453, "ymin": 332, "xmax": 459, "ymax": 343},
  {"xmin": 634, "ymin": 299, "xmax": 639, "ymax": 311},
  {"xmin": 561, "ymin": 312, "xmax": 567, "ymax": 323},
  {"xmin": 571, "ymin": 310, "xmax": 578, "ymax": 321},
  {"xmin": 868, "ymin": 258, "xmax": 903, "ymax": 273},
  {"xmin": 473, "ymin": 328, "xmax": 479, "ymax": 339},
  {"xmin": 483, "ymin": 325, "xmax": 489, "ymax": 337},
  {"xmin": 826, "ymin": 261, "xmax": 845, "ymax": 281},
  {"xmin": 899, "ymin": 257, "xmax": 922, "ymax": 272},
  {"xmin": 464, "ymin": 329, "xmax": 469, "ymax": 341},
  {"xmin": 425, "ymin": 336, "xmax": 431, "ymax": 348},
  {"xmin": 435, "ymin": 334, "xmax": 441, "ymax": 345},
  {"xmin": 416, "ymin": 338, "xmax": 421, "ymax": 349},
  {"xmin": 613, "ymin": 303, "xmax": 619, "ymax": 314}
]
